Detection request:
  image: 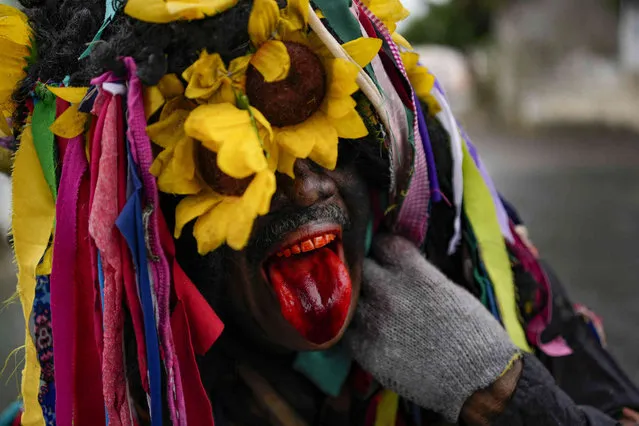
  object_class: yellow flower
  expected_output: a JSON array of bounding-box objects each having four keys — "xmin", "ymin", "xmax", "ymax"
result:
[
  {"xmin": 246, "ymin": 0, "xmax": 313, "ymax": 83},
  {"xmin": 125, "ymin": 0, "xmax": 238, "ymax": 23},
  {"xmin": 361, "ymin": 0, "xmax": 410, "ymax": 34},
  {"xmin": 184, "ymin": 102, "xmax": 275, "ymax": 179},
  {"xmin": 144, "ymin": 73, "xmax": 185, "ymax": 119},
  {"xmin": 401, "ymin": 51, "xmax": 441, "ymax": 116},
  {"xmin": 0, "ymin": 5, "xmax": 32, "ymax": 136},
  {"xmin": 174, "ymin": 169, "xmax": 276, "ymax": 253},
  {"xmin": 271, "ymin": 37, "xmax": 382, "ymax": 178},
  {"xmin": 183, "ymin": 51, "xmax": 251, "ymax": 104},
  {"xmin": 147, "ymin": 99, "xmax": 202, "ymax": 195}
]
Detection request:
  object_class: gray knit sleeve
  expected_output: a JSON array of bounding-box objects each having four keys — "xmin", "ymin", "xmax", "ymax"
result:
[{"xmin": 492, "ymin": 354, "xmax": 620, "ymax": 426}]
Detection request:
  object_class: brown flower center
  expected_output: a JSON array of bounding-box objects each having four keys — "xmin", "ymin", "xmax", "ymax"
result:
[
  {"xmin": 197, "ymin": 144, "xmax": 252, "ymax": 196},
  {"xmin": 246, "ymin": 41, "xmax": 326, "ymax": 127}
]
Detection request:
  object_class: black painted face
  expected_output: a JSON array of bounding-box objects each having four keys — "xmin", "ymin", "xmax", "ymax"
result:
[
  {"xmin": 174, "ymin": 139, "xmax": 386, "ymax": 353},
  {"xmin": 224, "ymin": 158, "xmax": 371, "ymax": 351}
]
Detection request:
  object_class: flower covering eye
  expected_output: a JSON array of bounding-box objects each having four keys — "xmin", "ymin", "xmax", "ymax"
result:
[{"xmin": 146, "ymin": 0, "xmax": 382, "ymax": 253}]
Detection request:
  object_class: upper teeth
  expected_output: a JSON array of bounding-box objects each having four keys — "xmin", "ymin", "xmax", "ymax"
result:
[{"xmin": 276, "ymin": 233, "xmax": 337, "ymax": 258}]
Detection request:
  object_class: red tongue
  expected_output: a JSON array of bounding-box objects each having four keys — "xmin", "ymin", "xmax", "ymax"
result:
[{"xmin": 267, "ymin": 246, "xmax": 352, "ymax": 344}]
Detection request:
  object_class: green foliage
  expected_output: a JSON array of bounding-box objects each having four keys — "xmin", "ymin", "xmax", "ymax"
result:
[{"xmin": 402, "ymin": 0, "xmax": 504, "ymax": 50}]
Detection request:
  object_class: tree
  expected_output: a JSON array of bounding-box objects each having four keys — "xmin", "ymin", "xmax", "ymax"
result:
[{"xmin": 402, "ymin": 0, "xmax": 505, "ymax": 50}]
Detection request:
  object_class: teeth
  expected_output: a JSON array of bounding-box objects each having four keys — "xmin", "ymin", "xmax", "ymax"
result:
[
  {"xmin": 276, "ymin": 233, "xmax": 336, "ymax": 258},
  {"xmin": 301, "ymin": 240, "xmax": 314, "ymax": 252}
]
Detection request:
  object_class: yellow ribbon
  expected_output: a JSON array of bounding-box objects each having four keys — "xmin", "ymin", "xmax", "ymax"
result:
[
  {"xmin": 12, "ymin": 125, "xmax": 56, "ymax": 426},
  {"xmin": 374, "ymin": 390, "xmax": 399, "ymax": 426},
  {"xmin": 461, "ymin": 137, "xmax": 531, "ymax": 352}
]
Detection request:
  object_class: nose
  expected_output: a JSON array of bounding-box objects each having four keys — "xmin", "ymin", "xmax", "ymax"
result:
[{"xmin": 272, "ymin": 160, "xmax": 338, "ymax": 209}]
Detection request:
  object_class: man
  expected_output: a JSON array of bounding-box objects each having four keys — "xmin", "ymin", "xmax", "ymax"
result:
[{"xmin": 3, "ymin": 0, "xmax": 639, "ymax": 425}]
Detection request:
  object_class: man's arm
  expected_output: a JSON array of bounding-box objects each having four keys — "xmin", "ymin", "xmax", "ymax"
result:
[
  {"xmin": 346, "ymin": 234, "xmax": 623, "ymax": 425},
  {"xmin": 461, "ymin": 354, "xmax": 620, "ymax": 426}
]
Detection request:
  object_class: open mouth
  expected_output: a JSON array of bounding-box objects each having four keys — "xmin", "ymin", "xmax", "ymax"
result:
[{"xmin": 263, "ymin": 224, "xmax": 352, "ymax": 345}]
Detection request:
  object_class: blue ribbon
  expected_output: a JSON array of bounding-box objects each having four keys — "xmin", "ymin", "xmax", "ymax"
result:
[{"xmin": 115, "ymin": 148, "xmax": 163, "ymax": 426}]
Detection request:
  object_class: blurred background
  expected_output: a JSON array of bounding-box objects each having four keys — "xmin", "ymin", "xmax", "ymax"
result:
[{"xmin": 1, "ymin": 0, "xmax": 639, "ymax": 409}]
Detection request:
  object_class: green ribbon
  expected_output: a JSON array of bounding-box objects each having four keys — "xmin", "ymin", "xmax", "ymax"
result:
[{"xmin": 32, "ymin": 84, "xmax": 58, "ymax": 200}]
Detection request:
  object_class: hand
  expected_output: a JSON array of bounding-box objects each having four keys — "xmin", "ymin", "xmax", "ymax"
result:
[
  {"xmin": 344, "ymin": 234, "xmax": 520, "ymax": 422},
  {"xmin": 621, "ymin": 408, "xmax": 639, "ymax": 425}
]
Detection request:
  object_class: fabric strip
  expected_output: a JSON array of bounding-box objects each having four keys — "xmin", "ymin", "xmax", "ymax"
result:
[
  {"xmin": 414, "ymin": 96, "xmax": 441, "ymax": 203},
  {"xmin": 50, "ymin": 134, "xmax": 88, "ymax": 425},
  {"xmin": 159, "ymin": 214, "xmax": 223, "ymax": 426},
  {"xmin": 31, "ymin": 92, "xmax": 58, "ymax": 199},
  {"xmin": 463, "ymin": 133, "xmax": 514, "ymax": 244},
  {"xmin": 13, "ymin": 125, "xmax": 55, "ymax": 426},
  {"xmin": 88, "ymin": 91, "xmax": 133, "ymax": 425},
  {"xmin": 122, "ymin": 57, "xmax": 186, "ymax": 425},
  {"xmin": 74, "ymin": 170, "xmax": 106, "ymax": 425},
  {"xmin": 116, "ymin": 149, "xmax": 164, "ymax": 426},
  {"xmin": 434, "ymin": 90, "xmax": 463, "ymax": 255},
  {"xmin": 374, "ymin": 390, "xmax": 399, "ymax": 426},
  {"xmin": 461, "ymin": 139, "xmax": 531, "ymax": 352}
]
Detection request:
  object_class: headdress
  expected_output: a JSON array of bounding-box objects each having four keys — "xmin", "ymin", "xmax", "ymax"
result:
[{"xmin": 1, "ymin": 0, "xmax": 564, "ymax": 424}]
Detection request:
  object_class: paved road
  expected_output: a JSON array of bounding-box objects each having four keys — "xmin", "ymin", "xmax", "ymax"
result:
[{"xmin": 472, "ymin": 123, "xmax": 639, "ymax": 384}]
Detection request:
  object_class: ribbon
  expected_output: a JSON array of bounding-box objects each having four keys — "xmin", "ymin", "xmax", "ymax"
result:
[
  {"xmin": 122, "ymin": 57, "xmax": 186, "ymax": 425},
  {"xmin": 159, "ymin": 211, "xmax": 223, "ymax": 426},
  {"xmin": 88, "ymin": 90, "xmax": 133, "ymax": 425},
  {"xmin": 74, "ymin": 171, "xmax": 107, "ymax": 425},
  {"xmin": 461, "ymin": 139, "xmax": 531, "ymax": 352},
  {"xmin": 32, "ymin": 86, "xmax": 58, "ymax": 199},
  {"xmin": 50, "ymin": 135, "xmax": 87, "ymax": 425},
  {"xmin": 374, "ymin": 390, "xmax": 399, "ymax": 426},
  {"xmin": 13, "ymin": 125, "xmax": 55, "ymax": 426},
  {"xmin": 116, "ymin": 149, "xmax": 163, "ymax": 426}
]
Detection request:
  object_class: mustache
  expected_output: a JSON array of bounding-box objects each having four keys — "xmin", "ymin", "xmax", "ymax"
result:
[{"xmin": 248, "ymin": 203, "xmax": 351, "ymax": 263}]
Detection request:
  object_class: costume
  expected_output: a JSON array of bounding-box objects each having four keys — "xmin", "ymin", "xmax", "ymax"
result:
[{"xmin": 0, "ymin": 0, "xmax": 637, "ymax": 425}]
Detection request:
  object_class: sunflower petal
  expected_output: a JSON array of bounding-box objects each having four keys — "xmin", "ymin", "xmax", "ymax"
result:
[
  {"xmin": 330, "ymin": 108, "xmax": 368, "ymax": 139},
  {"xmin": 126, "ymin": 0, "xmax": 238, "ymax": 23},
  {"xmin": 326, "ymin": 59, "xmax": 360, "ymax": 98},
  {"xmin": 147, "ymin": 109, "xmax": 190, "ymax": 149},
  {"xmin": 248, "ymin": 0, "xmax": 280, "ymax": 46},
  {"xmin": 250, "ymin": 106, "xmax": 274, "ymax": 142},
  {"xmin": 275, "ymin": 120, "xmax": 317, "ymax": 158},
  {"xmin": 225, "ymin": 203, "xmax": 256, "ymax": 250},
  {"xmin": 124, "ymin": 0, "xmax": 177, "ymax": 23},
  {"xmin": 184, "ymin": 103, "xmax": 251, "ymax": 148},
  {"xmin": 216, "ymin": 128, "xmax": 268, "ymax": 178},
  {"xmin": 158, "ymin": 74, "xmax": 185, "ymax": 98},
  {"xmin": 144, "ymin": 85, "xmax": 166, "ymax": 119},
  {"xmin": 281, "ymin": 0, "xmax": 309, "ymax": 33},
  {"xmin": 0, "ymin": 6, "xmax": 31, "ymax": 46},
  {"xmin": 243, "ymin": 170, "xmax": 276, "ymax": 215},
  {"xmin": 400, "ymin": 51, "xmax": 419, "ymax": 72},
  {"xmin": 229, "ymin": 54, "xmax": 252, "ymax": 77},
  {"xmin": 49, "ymin": 104, "xmax": 88, "ymax": 139},
  {"xmin": 278, "ymin": 151, "xmax": 297, "ymax": 178},
  {"xmin": 251, "ymin": 40, "xmax": 291, "ymax": 83},
  {"xmin": 323, "ymin": 95, "xmax": 357, "ymax": 119},
  {"xmin": 308, "ymin": 112, "xmax": 339, "ymax": 169},
  {"xmin": 342, "ymin": 38, "xmax": 382, "ymax": 68},
  {"xmin": 193, "ymin": 199, "xmax": 235, "ymax": 254},
  {"xmin": 175, "ymin": 191, "xmax": 223, "ymax": 239},
  {"xmin": 157, "ymin": 136, "xmax": 202, "ymax": 195},
  {"xmin": 183, "ymin": 51, "xmax": 226, "ymax": 101},
  {"xmin": 392, "ymin": 32, "xmax": 413, "ymax": 50}
]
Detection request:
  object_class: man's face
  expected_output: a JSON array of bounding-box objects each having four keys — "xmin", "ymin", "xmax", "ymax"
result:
[{"xmin": 222, "ymin": 157, "xmax": 372, "ymax": 351}]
